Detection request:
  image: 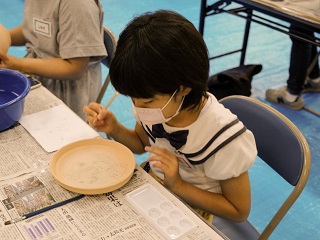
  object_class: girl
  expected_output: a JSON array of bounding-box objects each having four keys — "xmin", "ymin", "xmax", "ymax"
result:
[{"xmin": 83, "ymin": 10, "xmax": 257, "ymax": 223}]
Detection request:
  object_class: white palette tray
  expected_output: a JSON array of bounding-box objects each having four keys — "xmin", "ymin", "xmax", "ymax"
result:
[{"xmin": 126, "ymin": 183, "xmax": 198, "ymax": 239}]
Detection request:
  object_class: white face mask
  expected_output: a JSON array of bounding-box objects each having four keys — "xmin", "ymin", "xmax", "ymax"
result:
[{"xmin": 133, "ymin": 90, "xmax": 184, "ymax": 125}]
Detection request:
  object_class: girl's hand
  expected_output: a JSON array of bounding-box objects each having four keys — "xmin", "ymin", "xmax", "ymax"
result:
[
  {"xmin": 145, "ymin": 146, "xmax": 183, "ymax": 190},
  {"xmin": 83, "ymin": 102, "xmax": 118, "ymax": 135}
]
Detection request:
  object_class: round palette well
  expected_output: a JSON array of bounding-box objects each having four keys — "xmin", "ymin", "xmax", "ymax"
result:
[{"xmin": 49, "ymin": 138, "xmax": 136, "ymax": 195}]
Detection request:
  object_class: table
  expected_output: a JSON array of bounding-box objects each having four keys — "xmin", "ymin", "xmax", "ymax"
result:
[
  {"xmin": 0, "ymin": 86, "xmax": 227, "ymax": 239},
  {"xmin": 199, "ymin": 0, "xmax": 320, "ymax": 65}
]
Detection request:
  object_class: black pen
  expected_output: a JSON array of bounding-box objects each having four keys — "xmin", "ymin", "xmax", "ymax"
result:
[{"xmin": 4, "ymin": 194, "xmax": 85, "ymax": 225}]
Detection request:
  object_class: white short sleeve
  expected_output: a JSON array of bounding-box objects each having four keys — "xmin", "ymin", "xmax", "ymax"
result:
[{"xmin": 204, "ymin": 130, "xmax": 257, "ymax": 180}]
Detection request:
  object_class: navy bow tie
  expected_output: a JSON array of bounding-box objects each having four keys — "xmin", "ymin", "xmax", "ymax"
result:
[{"xmin": 151, "ymin": 124, "xmax": 189, "ymax": 149}]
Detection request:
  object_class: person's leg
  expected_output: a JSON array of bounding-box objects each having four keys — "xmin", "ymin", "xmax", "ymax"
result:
[
  {"xmin": 286, "ymin": 26, "xmax": 314, "ymax": 95},
  {"xmin": 302, "ymin": 45, "xmax": 320, "ymax": 92},
  {"xmin": 266, "ymin": 25, "xmax": 315, "ymax": 110},
  {"xmin": 308, "ymin": 45, "xmax": 319, "ymax": 79}
]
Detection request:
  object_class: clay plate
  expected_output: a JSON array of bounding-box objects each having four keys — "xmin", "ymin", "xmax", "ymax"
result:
[{"xmin": 49, "ymin": 138, "xmax": 136, "ymax": 195}]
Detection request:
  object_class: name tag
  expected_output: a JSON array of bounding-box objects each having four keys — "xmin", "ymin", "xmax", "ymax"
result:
[
  {"xmin": 175, "ymin": 153, "xmax": 195, "ymax": 170},
  {"xmin": 33, "ymin": 18, "xmax": 51, "ymax": 37}
]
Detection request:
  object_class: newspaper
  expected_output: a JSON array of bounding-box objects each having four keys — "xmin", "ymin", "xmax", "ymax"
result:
[
  {"xmin": 0, "ymin": 87, "xmax": 61, "ymax": 181},
  {"xmin": 0, "ymin": 86, "xmax": 227, "ymax": 239},
  {"xmin": 0, "ymin": 86, "xmax": 100, "ymax": 181},
  {"xmin": 0, "ymin": 170, "xmax": 80, "ymax": 221},
  {"xmin": 23, "ymin": 86, "xmax": 63, "ymax": 116},
  {"xmin": 252, "ymin": 0, "xmax": 320, "ymax": 24},
  {"xmin": 0, "ymin": 167, "xmax": 226, "ymax": 240},
  {"xmin": 0, "ymin": 124, "xmax": 53, "ymax": 181}
]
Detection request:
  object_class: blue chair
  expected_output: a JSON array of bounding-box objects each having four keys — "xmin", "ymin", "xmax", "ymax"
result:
[
  {"xmin": 96, "ymin": 26, "xmax": 117, "ymax": 103},
  {"xmin": 215, "ymin": 95, "xmax": 311, "ymax": 240}
]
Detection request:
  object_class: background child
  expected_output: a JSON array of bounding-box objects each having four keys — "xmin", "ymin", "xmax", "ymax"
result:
[
  {"xmin": 83, "ymin": 10, "xmax": 257, "ymax": 222},
  {"xmin": 0, "ymin": 0, "xmax": 107, "ymax": 119}
]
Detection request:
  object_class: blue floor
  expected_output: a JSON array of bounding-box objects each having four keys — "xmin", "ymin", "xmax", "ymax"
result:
[{"xmin": 1, "ymin": 1, "xmax": 320, "ymax": 239}]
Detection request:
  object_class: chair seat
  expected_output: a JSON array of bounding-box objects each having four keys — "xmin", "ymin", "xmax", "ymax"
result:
[{"xmin": 213, "ymin": 216, "xmax": 260, "ymax": 240}]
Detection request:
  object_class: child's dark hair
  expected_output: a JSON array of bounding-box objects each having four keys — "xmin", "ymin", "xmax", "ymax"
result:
[{"xmin": 110, "ymin": 10, "xmax": 209, "ymax": 110}]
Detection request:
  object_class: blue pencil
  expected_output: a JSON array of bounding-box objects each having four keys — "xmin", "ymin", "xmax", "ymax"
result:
[{"xmin": 4, "ymin": 194, "xmax": 85, "ymax": 225}]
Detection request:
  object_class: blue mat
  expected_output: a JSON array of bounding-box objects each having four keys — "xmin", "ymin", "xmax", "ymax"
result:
[{"xmin": 1, "ymin": 1, "xmax": 319, "ymax": 239}]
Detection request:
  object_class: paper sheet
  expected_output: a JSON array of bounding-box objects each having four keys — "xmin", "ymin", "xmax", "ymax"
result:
[{"xmin": 19, "ymin": 104, "xmax": 99, "ymax": 152}]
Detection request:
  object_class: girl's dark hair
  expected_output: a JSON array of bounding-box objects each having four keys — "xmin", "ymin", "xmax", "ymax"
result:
[{"xmin": 110, "ymin": 10, "xmax": 209, "ymax": 110}]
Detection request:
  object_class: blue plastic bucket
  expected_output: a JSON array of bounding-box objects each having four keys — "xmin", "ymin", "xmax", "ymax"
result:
[{"xmin": 0, "ymin": 69, "xmax": 31, "ymax": 131}]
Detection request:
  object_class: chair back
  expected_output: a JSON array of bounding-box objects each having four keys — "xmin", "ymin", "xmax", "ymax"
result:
[
  {"xmin": 101, "ymin": 27, "xmax": 117, "ymax": 68},
  {"xmin": 217, "ymin": 95, "xmax": 311, "ymax": 239},
  {"xmin": 96, "ymin": 27, "xmax": 118, "ymax": 103}
]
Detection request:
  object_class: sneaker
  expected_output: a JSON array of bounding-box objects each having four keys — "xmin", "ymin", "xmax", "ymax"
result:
[
  {"xmin": 265, "ymin": 87, "xmax": 304, "ymax": 110},
  {"xmin": 302, "ymin": 77, "xmax": 320, "ymax": 93}
]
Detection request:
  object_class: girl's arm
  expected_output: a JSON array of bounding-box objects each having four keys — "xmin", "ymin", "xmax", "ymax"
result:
[
  {"xmin": 171, "ymin": 171, "xmax": 251, "ymax": 222},
  {"xmin": 0, "ymin": 53, "xmax": 90, "ymax": 81},
  {"xmin": 110, "ymin": 122, "xmax": 150, "ymax": 154},
  {"xmin": 83, "ymin": 103, "xmax": 150, "ymax": 154},
  {"xmin": 145, "ymin": 146, "xmax": 251, "ymax": 222},
  {"xmin": 0, "ymin": 25, "xmax": 90, "ymax": 80},
  {"xmin": 0, "ymin": 24, "xmax": 11, "ymax": 54}
]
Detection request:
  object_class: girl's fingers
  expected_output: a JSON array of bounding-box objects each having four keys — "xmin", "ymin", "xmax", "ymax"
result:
[
  {"xmin": 145, "ymin": 146, "xmax": 176, "ymax": 169},
  {"xmin": 145, "ymin": 146, "xmax": 170, "ymax": 156},
  {"xmin": 88, "ymin": 102, "xmax": 102, "ymax": 112}
]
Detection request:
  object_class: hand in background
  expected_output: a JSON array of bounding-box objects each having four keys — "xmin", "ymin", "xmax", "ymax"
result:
[{"xmin": 0, "ymin": 51, "xmax": 21, "ymax": 70}]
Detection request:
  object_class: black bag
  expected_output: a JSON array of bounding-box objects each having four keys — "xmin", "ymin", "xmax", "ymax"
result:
[{"xmin": 208, "ymin": 64, "xmax": 262, "ymax": 100}]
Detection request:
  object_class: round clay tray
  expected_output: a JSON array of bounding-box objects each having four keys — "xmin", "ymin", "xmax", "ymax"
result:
[{"xmin": 49, "ymin": 138, "xmax": 136, "ymax": 195}]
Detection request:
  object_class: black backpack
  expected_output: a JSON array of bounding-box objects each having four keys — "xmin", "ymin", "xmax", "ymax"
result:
[{"xmin": 208, "ymin": 64, "xmax": 262, "ymax": 100}]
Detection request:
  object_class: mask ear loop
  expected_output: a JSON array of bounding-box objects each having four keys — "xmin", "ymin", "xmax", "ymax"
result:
[
  {"xmin": 163, "ymin": 94, "xmax": 185, "ymax": 122},
  {"xmin": 161, "ymin": 89, "xmax": 178, "ymax": 111}
]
